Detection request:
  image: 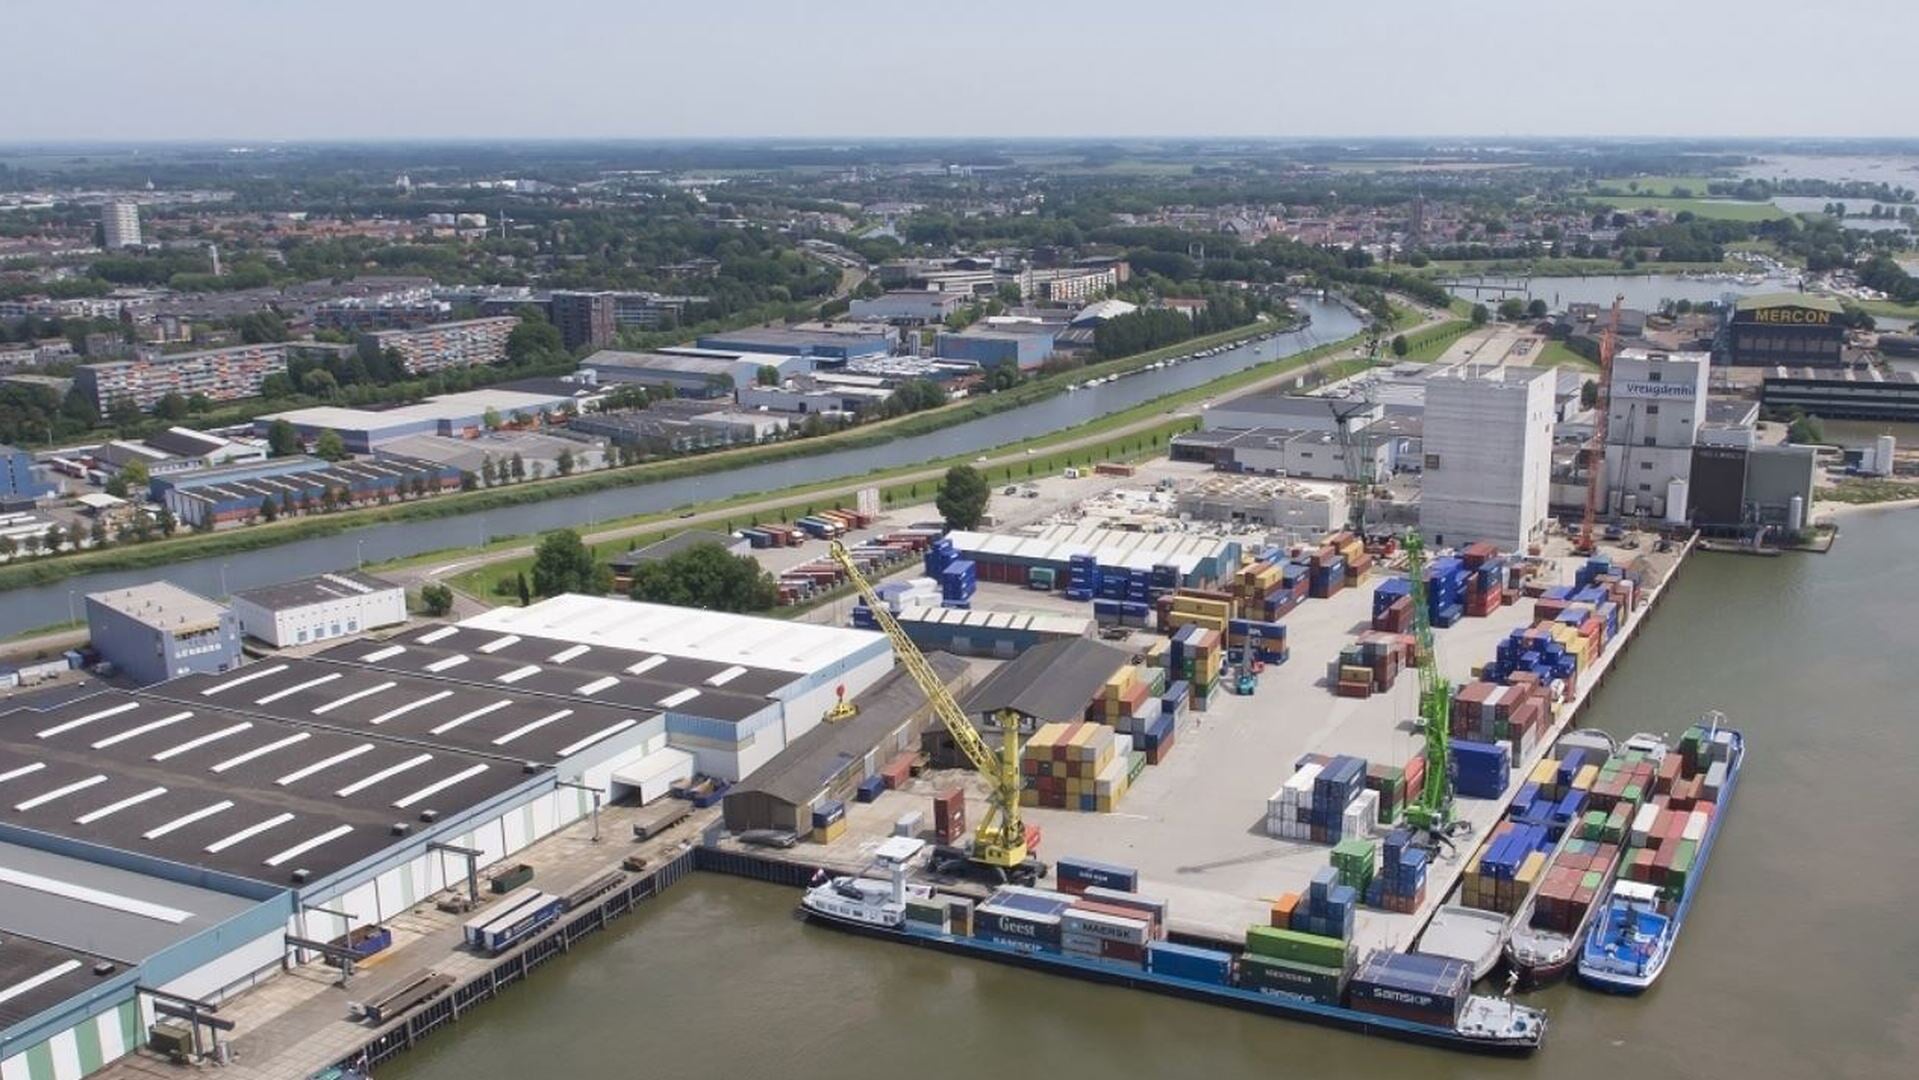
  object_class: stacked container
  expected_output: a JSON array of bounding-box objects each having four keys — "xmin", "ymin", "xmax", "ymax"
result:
[
  {"xmin": 1335, "ymin": 630, "xmax": 1415, "ymax": 698},
  {"xmin": 925, "ymin": 536, "xmax": 957, "ymax": 577},
  {"xmin": 1531, "ymin": 837, "xmax": 1618, "ymax": 934},
  {"xmin": 1232, "ymin": 560, "xmax": 1306, "ymax": 623},
  {"xmin": 1451, "ymin": 739, "xmax": 1511, "ymax": 799},
  {"xmin": 1449, "ymin": 681, "xmax": 1552, "ymax": 761},
  {"xmin": 1460, "ymin": 820, "xmax": 1549, "ymax": 914},
  {"xmin": 1066, "ymin": 554, "xmax": 1099, "ymax": 602},
  {"xmin": 1331, "ymin": 838, "xmax": 1377, "ymax": 895},
  {"xmin": 1371, "ymin": 577, "xmax": 1414, "ymax": 633},
  {"xmin": 1168, "ymin": 625, "xmax": 1224, "ymax": 711},
  {"xmin": 1225, "ymin": 618, "xmax": 1289, "ymax": 666},
  {"xmin": 1019, "ymin": 722, "xmax": 1131, "ymax": 812},
  {"xmin": 1306, "ymin": 543, "xmax": 1348, "ymax": 599},
  {"xmin": 1365, "ymin": 828, "xmax": 1429, "ymax": 913},
  {"xmin": 1364, "ymin": 761, "xmax": 1409, "ymax": 824},
  {"xmin": 1265, "ymin": 866, "xmax": 1359, "ymax": 940},
  {"xmin": 1347, "ymin": 950, "xmax": 1472, "ymax": 1027},
  {"xmin": 1423, "ymin": 555, "xmax": 1468, "ymax": 628},
  {"xmin": 932, "ymin": 787, "xmax": 966, "ymax": 846},
  {"xmin": 1165, "ymin": 589, "xmax": 1233, "ymax": 635},
  {"xmin": 1147, "ymin": 941, "xmax": 1235, "ymax": 986},
  {"xmin": 1460, "ymin": 541, "xmax": 1507, "ymax": 617}
]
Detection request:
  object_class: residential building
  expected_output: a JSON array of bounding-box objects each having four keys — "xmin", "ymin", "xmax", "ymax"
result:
[
  {"xmin": 311, "ymin": 299, "xmax": 451, "ymax": 332},
  {"xmin": 85, "ymin": 582, "xmax": 240, "ymax": 685},
  {"xmin": 1016, "ymin": 265, "xmax": 1118, "ymax": 304},
  {"xmin": 550, "ymin": 290, "xmax": 617, "ymax": 351},
  {"xmin": 74, "ymin": 342, "xmax": 289, "ymax": 412},
  {"xmin": 230, "ymin": 570, "xmax": 407, "ymax": 648},
  {"xmin": 101, "ymin": 201, "xmax": 141, "ymax": 248},
  {"xmin": 1419, "ymin": 367, "xmax": 1555, "ymax": 551},
  {"xmin": 1601, "ymin": 349, "xmax": 1710, "ymax": 519},
  {"xmin": 361, "ymin": 316, "xmax": 518, "ymax": 374},
  {"xmin": 610, "ymin": 290, "xmax": 705, "ymax": 330}
]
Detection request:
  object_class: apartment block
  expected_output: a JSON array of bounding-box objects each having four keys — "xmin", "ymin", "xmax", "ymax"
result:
[
  {"xmin": 361, "ymin": 316, "xmax": 518, "ymax": 374},
  {"xmin": 75, "ymin": 343, "xmax": 289, "ymax": 412}
]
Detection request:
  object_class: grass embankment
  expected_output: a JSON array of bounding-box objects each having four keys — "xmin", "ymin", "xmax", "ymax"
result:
[
  {"xmin": 1583, "ymin": 195, "xmax": 1788, "ymax": 223},
  {"xmin": 1851, "ymin": 297, "xmax": 1919, "ymax": 320},
  {"xmin": 1396, "ymin": 320, "xmax": 1473, "ymax": 362},
  {"xmin": 1821, "ymin": 478, "xmax": 1919, "ymax": 505},
  {"xmin": 1588, "ymin": 176, "xmax": 1725, "ymax": 197},
  {"xmin": 1534, "ymin": 341, "xmax": 1597, "ymax": 370},
  {"xmin": 0, "ymin": 318, "xmax": 1290, "ymax": 594}
]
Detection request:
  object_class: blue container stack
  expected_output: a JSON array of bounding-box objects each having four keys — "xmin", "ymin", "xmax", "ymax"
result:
[
  {"xmin": 1293, "ymin": 866, "xmax": 1359, "ymax": 939},
  {"xmin": 1161, "ymin": 679, "xmax": 1190, "ymax": 723},
  {"xmin": 1150, "ymin": 563, "xmax": 1180, "ymax": 590},
  {"xmin": 1364, "ymin": 827, "xmax": 1430, "ymax": 913},
  {"xmin": 1484, "ymin": 626, "xmax": 1579, "ymax": 684},
  {"xmin": 1424, "ymin": 556, "xmax": 1468, "ymax": 627},
  {"xmin": 940, "ymin": 559, "xmax": 977, "ymax": 605},
  {"xmin": 1372, "ymin": 577, "xmax": 1411, "ymax": 618},
  {"xmin": 1313, "ymin": 754, "xmax": 1367, "ymax": 842},
  {"xmin": 850, "ymin": 603, "xmax": 879, "ymax": 630},
  {"xmin": 1227, "ymin": 618, "xmax": 1290, "ymax": 665},
  {"xmin": 1573, "ymin": 556, "xmax": 1612, "ymax": 590},
  {"xmin": 924, "ymin": 536, "xmax": 957, "ymax": 578},
  {"xmin": 1067, "ymin": 554, "xmax": 1099, "ymax": 602},
  {"xmin": 1452, "ymin": 739, "xmax": 1511, "ymax": 799}
]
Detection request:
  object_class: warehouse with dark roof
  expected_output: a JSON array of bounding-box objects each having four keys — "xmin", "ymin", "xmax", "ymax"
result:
[{"xmin": 1720, "ymin": 293, "xmax": 1846, "ymax": 367}]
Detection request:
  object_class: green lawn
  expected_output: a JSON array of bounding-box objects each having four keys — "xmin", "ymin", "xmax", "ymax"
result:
[
  {"xmin": 1587, "ymin": 176, "xmax": 1725, "ymax": 197},
  {"xmin": 1588, "ymin": 195, "xmax": 1788, "ymax": 222},
  {"xmin": 1849, "ymin": 297, "xmax": 1919, "ymax": 320},
  {"xmin": 1395, "ymin": 320, "xmax": 1474, "ymax": 362},
  {"xmin": 1534, "ymin": 340, "xmax": 1597, "ymax": 370}
]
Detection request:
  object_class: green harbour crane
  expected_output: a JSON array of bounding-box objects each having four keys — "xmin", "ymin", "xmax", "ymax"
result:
[{"xmin": 1400, "ymin": 531, "xmax": 1470, "ymax": 851}]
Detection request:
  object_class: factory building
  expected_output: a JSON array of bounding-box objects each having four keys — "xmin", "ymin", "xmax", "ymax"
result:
[
  {"xmin": 1761, "ymin": 365, "xmax": 1919, "ymax": 423},
  {"xmin": 1419, "ymin": 367, "xmax": 1555, "ymax": 551},
  {"xmin": 885, "ymin": 607, "xmax": 1096, "ymax": 659},
  {"xmin": 150, "ymin": 455, "xmax": 460, "ymax": 529},
  {"xmin": 580, "ymin": 347, "xmax": 810, "ymax": 397},
  {"xmin": 256, "ymin": 388, "xmax": 578, "ymax": 453},
  {"xmin": 959, "ymin": 637, "xmax": 1135, "ymax": 736},
  {"xmin": 1688, "ymin": 443, "xmax": 1818, "ymax": 534},
  {"xmin": 85, "ymin": 583, "xmax": 240, "ymax": 685},
  {"xmin": 1174, "ymin": 475, "xmax": 1350, "ymax": 545},
  {"xmin": 1, "ymin": 443, "xmax": 54, "ymax": 500},
  {"xmin": 934, "ymin": 329, "xmax": 1054, "ymax": 371},
  {"xmin": 693, "ymin": 327, "xmax": 890, "ymax": 364},
  {"xmin": 1721, "ymin": 293, "xmax": 1846, "ymax": 367},
  {"xmin": 940, "ymin": 523, "xmax": 1241, "ymax": 590},
  {"xmin": 721, "ymin": 656, "xmax": 968, "ymax": 835},
  {"xmin": 1199, "ymin": 391, "xmax": 1369, "ymax": 434},
  {"xmin": 1601, "ymin": 349, "xmax": 1710, "ymax": 520},
  {"xmin": 230, "ymin": 571, "xmax": 408, "ymax": 648},
  {"xmin": 847, "ymin": 291, "xmax": 970, "ymax": 324}
]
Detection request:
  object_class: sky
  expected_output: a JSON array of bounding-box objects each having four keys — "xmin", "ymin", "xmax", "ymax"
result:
[{"xmin": 6, "ymin": 0, "xmax": 1917, "ymax": 142}]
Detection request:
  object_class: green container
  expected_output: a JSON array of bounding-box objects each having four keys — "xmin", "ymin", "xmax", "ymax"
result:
[
  {"xmin": 1029, "ymin": 567, "xmax": 1056, "ymax": 588},
  {"xmin": 1581, "ymin": 870, "xmax": 1603, "ymax": 892},
  {"xmin": 1581, "ymin": 809, "xmax": 1608, "ymax": 840},
  {"xmin": 1622, "ymin": 783, "xmax": 1644, "ymax": 805},
  {"xmin": 1237, "ymin": 954, "xmax": 1348, "ymax": 1002},
  {"xmin": 1244, "ymin": 926, "xmax": 1351, "ymax": 969}
]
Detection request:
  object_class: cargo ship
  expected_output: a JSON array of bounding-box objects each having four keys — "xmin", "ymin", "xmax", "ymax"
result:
[
  {"xmin": 1577, "ymin": 718, "xmax": 1743, "ymax": 993},
  {"xmin": 1504, "ymin": 732, "xmax": 1657, "ymax": 987},
  {"xmin": 799, "ymin": 838, "xmax": 1544, "ymax": 1054}
]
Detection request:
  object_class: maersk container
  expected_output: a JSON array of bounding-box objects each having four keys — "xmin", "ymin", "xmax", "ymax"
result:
[
  {"xmin": 1146, "ymin": 941, "xmax": 1233, "ymax": 985},
  {"xmin": 1057, "ymin": 856, "xmax": 1140, "ymax": 893},
  {"xmin": 1237, "ymin": 953, "xmax": 1348, "ymax": 1004},
  {"xmin": 1079, "ymin": 886, "xmax": 1168, "ymax": 925}
]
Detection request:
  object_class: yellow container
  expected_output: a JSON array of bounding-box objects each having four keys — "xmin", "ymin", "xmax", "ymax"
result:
[
  {"xmin": 1573, "ymin": 764, "xmax": 1600, "ymax": 790},
  {"xmin": 1529, "ymin": 759, "xmax": 1557, "ymax": 785},
  {"xmin": 1517, "ymin": 850, "xmax": 1546, "ymax": 887}
]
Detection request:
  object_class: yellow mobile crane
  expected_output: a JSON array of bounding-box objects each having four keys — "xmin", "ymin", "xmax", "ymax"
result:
[{"xmin": 827, "ymin": 541, "xmax": 1045, "ymax": 885}]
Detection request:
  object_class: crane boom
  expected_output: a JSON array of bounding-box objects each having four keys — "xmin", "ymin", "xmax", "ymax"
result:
[
  {"xmin": 1401, "ymin": 531, "xmax": 1455, "ymax": 836},
  {"xmin": 826, "ymin": 541, "xmax": 1029, "ymax": 873},
  {"xmin": 1578, "ymin": 296, "xmax": 1624, "ymax": 554}
]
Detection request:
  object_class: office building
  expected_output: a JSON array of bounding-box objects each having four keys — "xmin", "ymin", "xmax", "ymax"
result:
[
  {"xmin": 85, "ymin": 583, "xmax": 241, "ymax": 685},
  {"xmin": 1600, "ymin": 349, "xmax": 1709, "ymax": 519},
  {"xmin": 74, "ymin": 343, "xmax": 288, "ymax": 413},
  {"xmin": 229, "ymin": 570, "xmax": 408, "ymax": 648},
  {"xmin": 361, "ymin": 316, "xmax": 517, "ymax": 374},
  {"xmin": 1419, "ymin": 367, "xmax": 1555, "ymax": 551},
  {"xmin": 611, "ymin": 291, "xmax": 705, "ymax": 330},
  {"xmin": 550, "ymin": 291, "xmax": 616, "ymax": 351},
  {"xmin": 101, "ymin": 201, "xmax": 141, "ymax": 248}
]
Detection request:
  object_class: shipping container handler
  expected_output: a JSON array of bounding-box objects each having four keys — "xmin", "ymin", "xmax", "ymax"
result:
[{"xmin": 800, "ymin": 840, "xmax": 1543, "ymax": 1054}]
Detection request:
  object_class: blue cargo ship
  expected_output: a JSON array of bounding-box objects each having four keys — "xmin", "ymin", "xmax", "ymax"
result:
[
  {"xmin": 799, "ymin": 838, "xmax": 1544, "ymax": 1054},
  {"xmin": 1577, "ymin": 718, "xmax": 1744, "ymax": 993}
]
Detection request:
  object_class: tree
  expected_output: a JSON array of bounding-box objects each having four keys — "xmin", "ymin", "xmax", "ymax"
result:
[
  {"xmin": 1390, "ymin": 334, "xmax": 1408, "ymax": 358},
  {"xmin": 267, "ymin": 419, "xmax": 302, "ymax": 457},
  {"xmin": 482, "ymin": 407, "xmax": 502, "ymax": 431},
  {"xmin": 260, "ymin": 496, "xmax": 278, "ymax": 522},
  {"xmin": 756, "ymin": 364, "xmax": 781, "ymax": 387},
  {"xmin": 629, "ymin": 542, "xmax": 780, "ymax": 613},
  {"xmin": 481, "ymin": 455, "xmax": 498, "ymax": 487},
  {"xmin": 1526, "ymin": 298, "xmax": 1549, "ymax": 319},
  {"xmin": 1497, "ymin": 298, "xmax": 1526, "ymax": 322},
  {"xmin": 1469, "ymin": 303, "xmax": 1490, "ymax": 327},
  {"xmin": 509, "ymin": 452, "xmax": 526, "ymax": 481},
  {"xmin": 43, "ymin": 524, "xmax": 63, "ymax": 554},
  {"xmin": 419, "ymin": 582, "xmax": 455, "ymax": 616},
  {"xmin": 156, "ymin": 508, "xmax": 176, "ymax": 537},
  {"xmin": 459, "ymin": 470, "xmax": 478, "ymax": 492},
  {"xmin": 506, "ymin": 315, "xmax": 565, "ymax": 364},
  {"xmin": 314, "ymin": 429, "xmax": 349, "ymax": 461},
  {"xmin": 530, "ymin": 528, "xmax": 611, "ymax": 597},
  {"xmin": 0, "ymin": 536, "xmax": 13, "ymax": 560},
  {"xmin": 89, "ymin": 519, "xmax": 109, "ymax": 548},
  {"xmin": 935, "ymin": 464, "xmax": 991, "ymax": 530},
  {"xmin": 1580, "ymin": 379, "xmax": 1599, "ymax": 410},
  {"xmin": 1787, "ymin": 413, "xmax": 1825, "ymax": 445},
  {"xmin": 555, "ymin": 448, "xmax": 574, "ymax": 476},
  {"xmin": 301, "ymin": 368, "xmax": 338, "ymax": 397},
  {"xmin": 154, "ymin": 392, "xmax": 189, "ymax": 421},
  {"xmin": 515, "ymin": 571, "xmax": 532, "ymax": 606}
]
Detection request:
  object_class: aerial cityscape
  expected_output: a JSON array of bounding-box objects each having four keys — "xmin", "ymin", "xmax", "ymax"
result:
[{"xmin": 0, "ymin": 4, "xmax": 1914, "ymax": 1080}]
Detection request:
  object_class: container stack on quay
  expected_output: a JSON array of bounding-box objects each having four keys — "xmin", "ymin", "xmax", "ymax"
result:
[
  {"xmin": 1451, "ymin": 739, "xmax": 1512, "ymax": 800},
  {"xmin": 1460, "ymin": 820, "xmax": 1549, "ymax": 915},
  {"xmin": 853, "ymin": 751, "xmax": 916, "ymax": 803},
  {"xmin": 1226, "ymin": 617, "xmax": 1290, "ymax": 666},
  {"xmin": 1020, "ymin": 721, "xmax": 1137, "ymax": 812},
  {"xmin": 1095, "ymin": 664, "xmax": 1177, "ymax": 764},
  {"xmin": 1371, "ymin": 577, "xmax": 1415, "ymax": 633},
  {"xmin": 1166, "ymin": 623, "xmax": 1225, "ymax": 711},
  {"xmin": 1422, "ymin": 554, "xmax": 1469, "ymax": 628},
  {"xmin": 1365, "ymin": 756, "xmax": 1422, "ymax": 826},
  {"xmin": 1267, "ymin": 754, "xmax": 1378, "ymax": 844},
  {"xmin": 1229, "ymin": 556, "xmax": 1310, "ymax": 623},
  {"xmin": 1365, "ymin": 828, "xmax": 1431, "ymax": 914},
  {"xmin": 1334, "ymin": 630, "xmax": 1416, "ymax": 699},
  {"xmin": 1459, "ymin": 542, "xmax": 1509, "ymax": 618},
  {"xmin": 1161, "ymin": 588, "xmax": 1233, "ymax": 635},
  {"xmin": 1451, "ymin": 682, "xmax": 1554, "ymax": 763}
]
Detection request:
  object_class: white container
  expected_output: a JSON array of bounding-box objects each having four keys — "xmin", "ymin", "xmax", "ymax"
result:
[
  {"xmin": 1682, "ymin": 809, "xmax": 1710, "ymax": 844},
  {"xmin": 1631, "ymin": 802, "xmax": 1660, "ymax": 847},
  {"xmin": 894, "ymin": 811, "xmax": 924, "ymax": 837}
]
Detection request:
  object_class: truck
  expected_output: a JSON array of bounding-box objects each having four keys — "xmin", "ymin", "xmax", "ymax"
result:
[{"xmin": 463, "ymin": 887, "xmax": 566, "ymax": 955}]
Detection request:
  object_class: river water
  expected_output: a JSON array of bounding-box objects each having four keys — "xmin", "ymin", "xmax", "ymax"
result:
[
  {"xmin": 2, "ymin": 303, "xmax": 1361, "ymax": 638},
  {"xmin": 383, "ymin": 509, "xmax": 1918, "ymax": 1080}
]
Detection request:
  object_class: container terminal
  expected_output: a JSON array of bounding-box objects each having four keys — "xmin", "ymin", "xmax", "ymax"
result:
[{"xmin": 0, "ymin": 415, "xmax": 1721, "ymax": 1076}]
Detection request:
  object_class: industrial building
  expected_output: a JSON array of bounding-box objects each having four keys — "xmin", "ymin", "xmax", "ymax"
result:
[
  {"xmin": 720, "ymin": 656, "xmax": 967, "ymax": 835},
  {"xmin": 1688, "ymin": 443, "xmax": 1818, "ymax": 534},
  {"xmin": 1171, "ymin": 425, "xmax": 1399, "ymax": 485},
  {"xmin": 1174, "ymin": 475, "xmax": 1350, "ymax": 544},
  {"xmin": 1199, "ymin": 390, "xmax": 1370, "ymax": 434},
  {"xmin": 934, "ymin": 329, "xmax": 1054, "ymax": 371},
  {"xmin": 887, "ymin": 607, "xmax": 1096, "ymax": 659},
  {"xmin": 1720, "ymin": 293, "xmax": 1846, "ymax": 367},
  {"xmin": 847, "ymin": 291, "xmax": 970, "ymax": 324},
  {"xmin": 960, "ymin": 636, "xmax": 1134, "ymax": 736},
  {"xmin": 693, "ymin": 327, "xmax": 890, "ymax": 364},
  {"xmin": 361, "ymin": 316, "xmax": 517, "ymax": 375},
  {"xmin": 580, "ymin": 347, "xmax": 809, "ymax": 396},
  {"xmin": 1, "ymin": 443, "xmax": 53, "ymax": 500},
  {"xmin": 75, "ymin": 343, "xmax": 289, "ymax": 413},
  {"xmin": 85, "ymin": 582, "xmax": 241, "ymax": 685},
  {"xmin": 1419, "ymin": 367, "xmax": 1555, "ymax": 551},
  {"xmin": 150, "ymin": 455, "xmax": 460, "ymax": 528},
  {"xmin": 1601, "ymin": 349, "xmax": 1710, "ymax": 520},
  {"xmin": 256, "ymin": 388, "xmax": 578, "ymax": 453},
  {"xmin": 1760, "ymin": 365, "xmax": 1919, "ymax": 423},
  {"xmin": 230, "ymin": 571, "xmax": 408, "ymax": 648},
  {"xmin": 940, "ymin": 523, "xmax": 1242, "ymax": 589},
  {"xmin": 90, "ymin": 427, "xmax": 268, "ymax": 480}
]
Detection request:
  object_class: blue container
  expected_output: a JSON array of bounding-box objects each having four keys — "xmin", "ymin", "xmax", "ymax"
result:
[
  {"xmin": 1057, "ymin": 857, "xmax": 1140, "ymax": 893},
  {"xmin": 856, "ymin": 775, "xmax": 886, "ymax": 802},
  {"xmin": 1147, "ymin": 941, "xmax": 1234, "ymax": 984}
]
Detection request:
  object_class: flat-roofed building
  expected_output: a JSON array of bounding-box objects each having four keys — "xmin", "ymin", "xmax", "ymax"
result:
[
  {"xmin": 75, "ymin": 343, "xmax": 288, "ymax": 413},
  {"xmin": 361, "ymin": 316, "xmax": 517, "ymax": 375},
  {"xmin": 85, "ymin": 583, "xmax": 240, "ymax": 685},
  {"xmin": 230, "ymin": 570, "xmax": 407, "ymax": 648}
]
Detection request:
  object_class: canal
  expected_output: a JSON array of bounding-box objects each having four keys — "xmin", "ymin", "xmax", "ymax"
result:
[
  {"xmin": 3, "ymin": 302, "xmax": 1362, "ymax": 638},
  {"xmin": 382, "ymin": 508, "xmax": 1917, "ymax": 1080}
]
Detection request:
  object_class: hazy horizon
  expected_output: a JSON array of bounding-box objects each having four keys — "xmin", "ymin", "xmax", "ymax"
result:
[{"xmin": 10, "ymin": 0, "xmax": 1916, "ymax": 143}]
